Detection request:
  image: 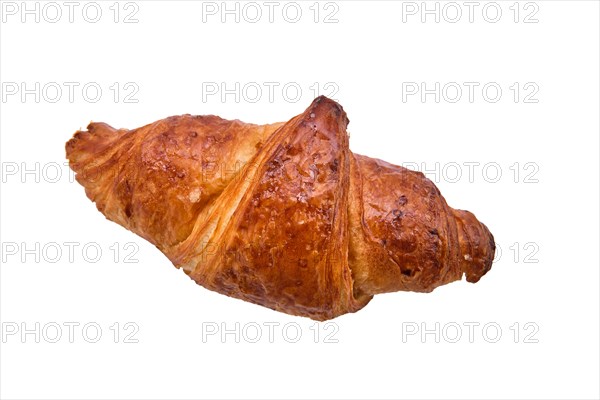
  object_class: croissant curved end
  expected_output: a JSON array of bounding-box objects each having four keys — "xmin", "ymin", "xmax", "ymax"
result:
[{"xmin": 453, "ymin": 209, "xmax": 496, "ymax": 283}]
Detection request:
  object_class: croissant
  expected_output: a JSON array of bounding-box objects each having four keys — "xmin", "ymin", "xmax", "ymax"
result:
[{"xmin": 66, "ymin": 96, "xmax": 495, "ymax": 320}]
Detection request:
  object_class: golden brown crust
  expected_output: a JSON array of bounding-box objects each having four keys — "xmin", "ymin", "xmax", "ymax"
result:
[
  {"xmin": 66, "ymin": 96, "xmax": 495, "ymax": 320},
  {"xmin": 347, "ymin": 154, "xmax": 494, "ymax": 296},
  {"xmin": 66, "ymin": 115, "xmax": 283, "ymax": 249}
]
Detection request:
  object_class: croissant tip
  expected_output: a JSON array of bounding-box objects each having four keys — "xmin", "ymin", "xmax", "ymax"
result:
[
  {"xmin": 65, "ymin": 131, "xmax": 84, "ymax": 155},
  {"xmin": 453, "ymin": 209, "xmax": 495, "ymax": 284},
  {"xmin": 65, "ymin": 122, "xmax": 125, "ymax": 176},
  {"xmin": 308, "ymin": 96, "xmax": 350, "ymax": 128}
]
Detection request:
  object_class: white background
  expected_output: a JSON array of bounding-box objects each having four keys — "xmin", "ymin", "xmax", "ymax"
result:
[{"xmin": 1, "ymin": 1, "xmax": 599, "ymax": 399}]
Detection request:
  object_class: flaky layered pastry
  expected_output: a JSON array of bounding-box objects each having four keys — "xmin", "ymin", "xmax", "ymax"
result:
[{"xmin": 66, "ymin": 96, "xmax": 495, "ymax": 320}]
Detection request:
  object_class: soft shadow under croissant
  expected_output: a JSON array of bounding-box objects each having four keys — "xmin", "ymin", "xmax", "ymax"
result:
[{"xmin": 65, "ymin": 96, "xmax": 495, "ymax": 321}]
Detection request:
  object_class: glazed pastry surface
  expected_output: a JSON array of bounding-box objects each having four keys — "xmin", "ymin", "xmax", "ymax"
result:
[{"xmin": 66, "ymin": 97, "xmax": 495, "ymax": 320}]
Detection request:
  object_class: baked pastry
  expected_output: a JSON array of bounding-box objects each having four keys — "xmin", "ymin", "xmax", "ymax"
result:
[{"xmin": 66, "ymin": 96, "xmax": 495, "ymax": 320}]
